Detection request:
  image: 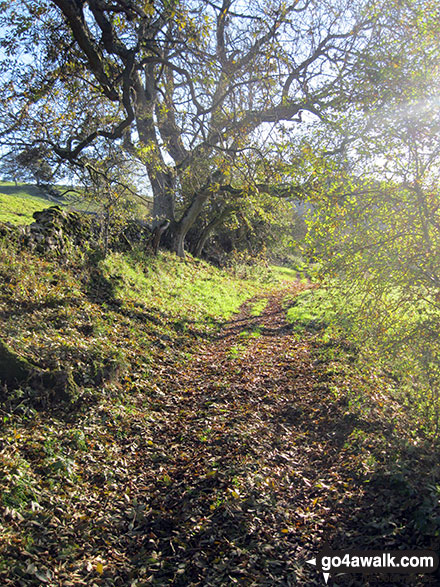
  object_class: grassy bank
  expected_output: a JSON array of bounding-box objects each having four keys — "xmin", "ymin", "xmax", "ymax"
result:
[
  {"xmin": 1, "ymin": 235, "xmax": 440, "ymax": 584},
  {"xmin": 0, "ymin": 242, "xmax": 290, "ymax": 407},
  {"xmin": 0, "ymin": 240, "xmax": 298, "ymax": 580},
  {"xmin": 0, "ymin": 183, "xmax": 60, "ymax": 224},
  {"xmin": 283, "ymin": 280, "xmax": 440, "ymax": 438},
  {"xmin": 0, "ymin": 182, "xmax": 153, "ymax": 226}
]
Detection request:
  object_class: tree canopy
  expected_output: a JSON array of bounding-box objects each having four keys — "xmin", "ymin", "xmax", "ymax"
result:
[
  {"xmin": 0, "ymin": 0, "xmax": 403, "ymax": 256},
  {"xmin": 301, "ymin": 18, "xmax": 440, "ymax": 428}
]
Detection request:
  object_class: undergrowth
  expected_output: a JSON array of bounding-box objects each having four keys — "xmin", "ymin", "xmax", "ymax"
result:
[
  {"xmin": 0, "ymin": 237, "xmax": 300, "ymax": 584},
  {"xmin": 284, "ymin": 282, "xmax": 440, "ymax": 438},
  {"xmin": 1, "ymin": 237, "xmax": 439, "ymax": 585}
]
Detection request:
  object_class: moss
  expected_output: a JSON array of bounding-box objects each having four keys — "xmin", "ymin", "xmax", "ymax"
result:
[
  {"xmin": 40, "ymin": 369, "xmax": 78, "ymax": 403},
  {"xmin": 0, "ymin": 338, "xmax": 36, "ymax": 388},
  {"xmin": 0, "ymin": 338, "xmax": 78, "ymax": 405}
]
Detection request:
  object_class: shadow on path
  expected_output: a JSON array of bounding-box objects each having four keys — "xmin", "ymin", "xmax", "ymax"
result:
[{"xmin": 120, "ymin": 282, "xmax": 440, "ymax": 586}]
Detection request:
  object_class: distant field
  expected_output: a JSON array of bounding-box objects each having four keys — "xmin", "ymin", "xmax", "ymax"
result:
[
  {"xmin": 0, "ymin": 181, "xmax": 152, "ymax": 225},
  {"xmin": 0, "ymin": 182, "xmax": 66, "ymax": 224}
]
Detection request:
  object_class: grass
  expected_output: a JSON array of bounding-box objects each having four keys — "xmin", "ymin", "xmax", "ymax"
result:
[
  {"xmin": 249, "ymin": 298, "xmax": 268, "ymax": 316},
  {"xmin": 0, "ymin": 183, "xmax": 60, "ymax": 224},
  {"xmin": 0, "ymin": 240, "xmax": 288, "ymax": 409},
  {"xmin": 0, "ymin": 238, "xmax": 296, "ymax": 574},
  {"xmin": 284, "ymin": 275, "xmax": 440, "ymax": 438},
  {"xmin": 0, "ymin": 237, "xmax": 289, "ymax": 529},
  {"xmin": 0, "ymin": 189, "xmax": 305, "ymax": 582},
  {"xmin": 270, "ymin": 265, "xmax": 298, "ymax": 280},
  {"xmin": 285, "ymin": 286, "xmax": 337, "ymax": 333},
  {"xmin": 1, "ymin": 224, "xmax": 440, "ymax": 583},
  {"xmin": 0, "ymin": 181, "xmax": 96, "ymax": 225},
  {"xmin": 102, "ymin": 251, "xmax": 273, "ymax": 326},
  {"xmin": 269, "ymin": 259, "xmax": 318, "ymax": 283},
  {"xmin": 0, "ymin": 181, "xmax": 153, "ymax": 225},
  {"xmin": 0, "ymin": 182, "xmax": 102, "ymax": 225}
]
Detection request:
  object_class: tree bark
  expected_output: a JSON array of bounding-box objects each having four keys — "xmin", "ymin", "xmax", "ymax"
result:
[
  {"xmin": 133, "ymin": 69, "xmax": 177, "ymax": 228},
  {"xmin": 193, "ymin": 206, "xmax": 234, "ymax": 258},
  {"xmin": 173, "ymin": 189, "xmax": 212, "ymax": 257},
  {"xmin": 150, "ymin": 219, "xmax": 170, "ymax": 255},
  {"xmin": 171, "ymin": 170, "xmax": 228, "ymax": 257},
  {"xmin": 150, "ymin": 170, "xmax": 175, "ymax": 226}
]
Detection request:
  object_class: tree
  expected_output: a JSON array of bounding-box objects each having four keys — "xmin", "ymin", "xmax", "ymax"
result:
[
  {"xmin": 0, "ymin": 0, "xmax": 392, "ymax": 256},
  {"xmin": 76, "ymin": 145, "xmax": 150, "ymax": 255},
  {"xmin": 185, "ymin": 151, "xmax": 300, "ymax": 262},
  {"xmin": 303, "ymin": 86, "xmax": 440, "ymax": 434},
  {"xmin": 1, "ymin": 145, "xmax": 54, "ymax": 186}
]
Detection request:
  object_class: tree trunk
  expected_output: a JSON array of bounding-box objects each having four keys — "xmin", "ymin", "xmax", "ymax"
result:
[
  {"xmin": 193, "ymin": 206, "xmax": 233, "ymax": 257},
  {"xmin": 150, "ymin": 170, "xmax": 176, "ymax": 227},
  {"xmin": 171, "ymin": 171, "xmax": 227, "ymax": 257},
  {"xmin": 134, "ymin": 86, "xmax": 177, "ymax": 229},
  {"xmin": 103, "ymin": 203, "xmax": 110, "ymax": 257},
  {"xmin": 150, "ymin": 219, "xmax": 170, "ymax": 255},
  {"xmin": 173, "ymin": 189, "xmax": 212, "ymax": 257}
]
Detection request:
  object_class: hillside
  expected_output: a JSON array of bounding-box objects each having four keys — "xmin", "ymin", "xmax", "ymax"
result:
[
  {"xmin": 0, "ymin": 182, "xmax": 110, "ymax": 226},
  {"xmin": 0, "ymin": 222, "xmax": 439, "ymax": 585},
  {"xmin": 2, "ymin": 1, "xmax": 440, "ymax": 584},
  {"xmin": 0, "ymin": 182, "xmax": 63, "ymax": 225}
]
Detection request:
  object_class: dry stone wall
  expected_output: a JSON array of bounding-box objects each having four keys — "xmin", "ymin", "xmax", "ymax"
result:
[{"xmin": 0, "ymin": 206, "xmax": 152, "ymax": 254}]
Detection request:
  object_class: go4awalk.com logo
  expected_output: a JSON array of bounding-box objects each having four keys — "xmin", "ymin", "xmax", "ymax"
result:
[{"xmin": 306, "ymin": 545, "xmax": 439, "ymax": 584}]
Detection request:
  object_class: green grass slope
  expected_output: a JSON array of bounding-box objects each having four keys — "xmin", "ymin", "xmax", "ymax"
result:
[
  {"xmin": 0, "ymin": 242, "xmax": 296, "ymax": 579},
  {"xmin": 0, "ymin": 182, "xmax": 100, "ymax": 225},
  {"xmin": 0, "ymin": 182, "xmax": 61, "ymax": 224},
  {"xmin": 0, "ymin": 242, "xmax": 289, "ymax": 408}
]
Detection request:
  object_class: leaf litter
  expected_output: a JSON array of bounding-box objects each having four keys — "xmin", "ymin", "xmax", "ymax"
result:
[{"xmin": 1, "ymin": 281, "xmax": 440, "ymax": 586}]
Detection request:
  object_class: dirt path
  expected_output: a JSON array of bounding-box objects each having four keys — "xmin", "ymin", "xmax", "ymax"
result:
[
  {"xmin": 4, "ymin": 283, "xmax": 438, "ymax": 586},
  {"xmin": 131, "ymin": 282, "xmax": 325, "ymax": 585},
  {"xmin": 124, "ymin": 283, "xmax": 438, "ymax": 586}
]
